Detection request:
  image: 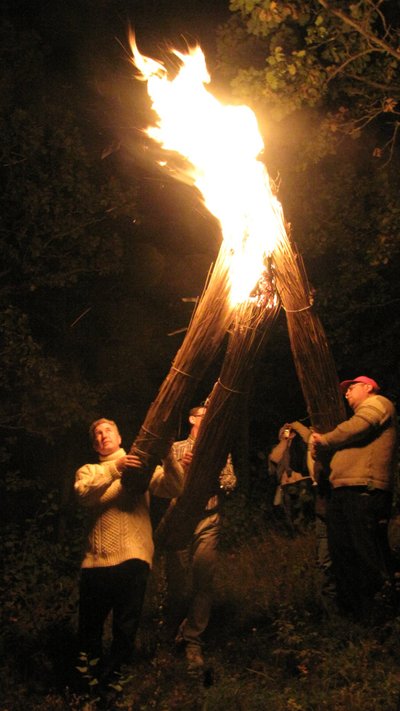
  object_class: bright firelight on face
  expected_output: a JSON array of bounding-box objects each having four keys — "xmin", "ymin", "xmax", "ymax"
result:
[{"xmin": 130, "ymin": 36, "xmax": 286, "ymax": 305}]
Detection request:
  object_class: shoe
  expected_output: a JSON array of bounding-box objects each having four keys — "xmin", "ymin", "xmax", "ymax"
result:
[{"xmin": 185, "ymin": 644, "xmax": 204, "ymax": 671}]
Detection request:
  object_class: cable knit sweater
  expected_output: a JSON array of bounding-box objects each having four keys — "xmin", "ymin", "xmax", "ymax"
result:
[
  {"xmin": 318, "ymin": 394, "xmax": 398, "ymax": 491},
  {"xmin": 75, "ymin": 448, "xmax": 184, "ymax": 569}
]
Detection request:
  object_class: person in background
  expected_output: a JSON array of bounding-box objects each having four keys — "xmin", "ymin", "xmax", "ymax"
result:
[
  {"xmin": 164, "ymin": 405, "xmax": 236, "ymax": 672},
  {"xmin": 268, "ymin": 423, "xmax": 315, "ymax": 535},
  {"xmin": 289, "ymin": 420, "xmax": 338, "ymax": 615},
  {"xmin": 311, "ymin": 376, "xmax": 398, "ymax": 621},
  {"xmin": 74, "ymin": 418, "xmax": 183, "ymax": 682},
  {"xmin": 269, "ymin": 420, "xmax": 337, "ymax": 614}
]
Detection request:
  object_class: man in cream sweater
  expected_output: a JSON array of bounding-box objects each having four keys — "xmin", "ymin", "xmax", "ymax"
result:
[
  {"xmin": 311, "ymin": 376, "xmax": 398, "ymax": 620},
  {"xmin": 75, "ymin": 418, "xmax": 183, "ymax": 679}
]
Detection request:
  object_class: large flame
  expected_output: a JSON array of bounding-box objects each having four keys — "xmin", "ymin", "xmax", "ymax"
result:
[{"xmin": 130, "ymin": 36, "xmax": 286, "ymax": 305}]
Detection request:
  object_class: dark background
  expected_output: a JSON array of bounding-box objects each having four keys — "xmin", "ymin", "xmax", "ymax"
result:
[{"xmin": 1, "ymin": 0, "xmax": 399, "ymax": 516}]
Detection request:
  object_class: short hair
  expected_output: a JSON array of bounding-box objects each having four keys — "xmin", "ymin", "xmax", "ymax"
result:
[
  {"xmin": 89, "ymin": 418, "xmax": 119, "ymax": 443},
  {"xmin": 189, "ymin": 405, "xmax": 206, "ymax": 418}
]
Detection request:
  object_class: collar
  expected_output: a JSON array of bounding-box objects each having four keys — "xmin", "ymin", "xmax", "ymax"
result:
[{"xmin": 99, "ymin": 447, "xmax": 126, "ymax": 463}]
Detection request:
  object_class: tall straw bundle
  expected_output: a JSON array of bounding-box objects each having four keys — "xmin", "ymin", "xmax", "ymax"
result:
[
  {"xmin": 122, "ymin": 243, "xmax": 236, "ymax": 493},
  {"xmin": 272, "ymin": 225, "xmax": 346, "ymax": 431},
  {"xmin": 155, "ymin": 270, "xmax": 280, "ymax": 548}
]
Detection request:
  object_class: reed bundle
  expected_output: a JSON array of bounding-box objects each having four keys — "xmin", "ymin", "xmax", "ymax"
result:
[
  {"xmin": 122, "ymin": 243, "xmax": 236, "ymax": 493},
  {"xmin": 272, "ymin": 225, "xmax": 346, "ymax": 431},
  {"xmin": 155, "ymin": 271, "xmax": 280, "ymax": 548}
]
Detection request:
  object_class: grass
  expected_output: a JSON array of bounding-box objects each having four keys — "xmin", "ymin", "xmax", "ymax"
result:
[{"xmin": 1, "ymin": 526, "xmax": 400, "ymax": 710}]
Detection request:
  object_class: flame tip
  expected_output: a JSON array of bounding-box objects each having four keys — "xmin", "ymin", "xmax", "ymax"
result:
[{"xmin": 130, "ymin": 40, "xmax": 287, "ymax": 306}]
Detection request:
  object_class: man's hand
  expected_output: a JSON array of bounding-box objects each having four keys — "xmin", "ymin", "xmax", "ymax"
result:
[
  {"xmin": 181, "ymin": 451, "xmax": 193, "ymax": 469},
  {"xmin": 116, "ymin": 454, "xmax": 142, "ymax": 473},
  {"xmin": 309, "ymin": 432, "xmax": 325, "ymax": 459}
]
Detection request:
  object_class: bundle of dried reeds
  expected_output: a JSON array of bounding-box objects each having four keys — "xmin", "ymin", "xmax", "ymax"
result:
[
  {"xmin": 155, "ymin": 270, "xmax": 280, "ymax": 548},
  {"xmin": 122, "ymin": 243, "xmax": 236, "ymax": 493},
  {"xmin": 272, "ymin": 223, "xmax": 346, "ymax": 431}
]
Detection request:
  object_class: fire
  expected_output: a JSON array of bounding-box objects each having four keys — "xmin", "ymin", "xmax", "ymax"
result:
[{"xmin": 130, "ymin": 36, "xmax": 286, "ymax": 305}]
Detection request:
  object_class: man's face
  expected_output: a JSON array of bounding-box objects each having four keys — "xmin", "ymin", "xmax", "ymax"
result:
[
  {"xmin": 345, "ymin": 382, "xmax": 372, "ymax": 410},
  {"xmin": 190, "ymin": 407, "xmax": 207, "ymax": 438},
  {"xmin": 93, "ymin": 422, "xmax": 121, "ymax": 456}
]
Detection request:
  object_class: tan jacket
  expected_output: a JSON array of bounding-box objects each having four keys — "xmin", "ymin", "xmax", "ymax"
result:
[{"xmin": 319, "ymin": 395, "xmax": 398, "ymax": 491}]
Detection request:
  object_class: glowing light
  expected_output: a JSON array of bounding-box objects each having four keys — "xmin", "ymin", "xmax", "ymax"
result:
[{"xmin": 130, "ymin": 36, "xmax": 286, "ymax": 305}]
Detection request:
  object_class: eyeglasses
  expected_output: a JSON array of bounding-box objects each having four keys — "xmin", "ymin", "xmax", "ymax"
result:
[{"xmin": 346, "ymin": 383, "xmax": 368, "ymax": 394}]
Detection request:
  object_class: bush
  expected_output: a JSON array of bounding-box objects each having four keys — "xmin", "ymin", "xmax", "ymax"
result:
[{"xmin": 0, "ymin": 485, "xmax": 84, "ymax": 704}]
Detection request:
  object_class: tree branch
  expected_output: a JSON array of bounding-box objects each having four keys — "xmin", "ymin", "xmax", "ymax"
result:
[
  {"xmin": 381, "ymin": 121, "xmax": 400, "ymax": 167},
  {"xmin": 326, "ymin": 47, "xmax": 383, "ymax": 82},
  {"xmin": 317, "ymin": 0, "xmax": 400, "ymax": 62},
  {"xmin": 345, "ymin": 72, "xmax": 400, "ymax": 95}
]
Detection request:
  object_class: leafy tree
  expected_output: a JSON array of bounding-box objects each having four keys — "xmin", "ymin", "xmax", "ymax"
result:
[
  {"xmin": 216, "ymin": 1, "xmax": 400, "ymax": 403},
  {"xmin": 218, "ymin": 0, "xmax": 400, "ymax": 161},
  {"xmin": 0, "ymin": 23, "xmax": 141, "ymax": 442}
]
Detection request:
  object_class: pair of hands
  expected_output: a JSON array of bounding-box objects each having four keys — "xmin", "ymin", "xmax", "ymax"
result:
[
  {"xmin": 116, "ymin": 454, "xmax": 142, "ymax": 473},
  {"xmin": 116, "ymin": 449, "xmax": 193, "ymax": 473}
]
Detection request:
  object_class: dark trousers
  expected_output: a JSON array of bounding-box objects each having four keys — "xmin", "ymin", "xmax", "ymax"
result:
[
  {"xmin": 327, "ymin": 487, "xmax": 392, "ymax": 618},
  {"xmin": 78, "ymin": 558, "xmax": 149, "ymax": 670}
]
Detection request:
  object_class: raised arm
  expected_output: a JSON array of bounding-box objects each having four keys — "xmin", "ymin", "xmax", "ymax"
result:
[
  {"xmin": 150, "ymin": 448, "xmax": 185, "ymax": 498},
  {"xmin": 75, "ymin": 453, "xmax": 142, "ymax": 506}
]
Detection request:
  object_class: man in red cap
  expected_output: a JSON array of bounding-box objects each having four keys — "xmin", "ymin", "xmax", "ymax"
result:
[{"xmin": 311, "ymin": 376, "xmax": 398, "ymax": 621}]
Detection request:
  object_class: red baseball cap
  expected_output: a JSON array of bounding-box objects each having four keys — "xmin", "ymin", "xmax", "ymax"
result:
[{"xmin": 340, "ymin": 375, "xmax": 380, "ymax": 394}]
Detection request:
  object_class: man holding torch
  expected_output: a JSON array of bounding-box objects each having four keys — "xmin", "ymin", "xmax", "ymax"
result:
[
  {"xmin": 162, "ymin": 404, "xmax": 236, "ymax": 672},
  {"xmin": 311, "ymin": 376, "xmax": 398, "ymax": 621},
  {"xmin": 74, "ymin": 418, "xmax": 184, "ymax": 682}
]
